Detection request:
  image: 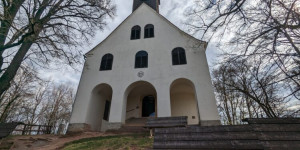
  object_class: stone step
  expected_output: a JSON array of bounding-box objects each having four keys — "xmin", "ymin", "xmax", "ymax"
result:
[
  {"xmin": 251, "ymin": 124, "xmax": 300, "ymax": 132},
  {"xmin": 106, "ymin": 126, "xmax": 149, "ymax": 134},
  {"xmin": 152, "ymin": 118, "xmax": 300, "ymax": 149},
  {"xmin": 125, "ymin": 118, "xmax": 148, "ymax": 126},
  {"xmin": 147, "ymin": 116, "xmax": 187, "ymax": 121},
  {"xmin": 154, "ymin": 132, "xmax": 258, "ymax": 141},
  {"xmin": 145, "ymin": 116, "xmax": 188, "ymax": 128},
  {"xmin": 154, "ymin": 125, "xmax": 253, "ymax": 134},
  {"xmin": 153, "ymin": 140, "xmax": 263, "ymax": 149},
  {"xmin": 146, "ymin": 123, "xmax": 186, "ymax": 128},
  {"xmin": 243, "ymin": 118, "xmax": 300, "ymax": 124},
  {"xmin": 146, "ymin": 119, "xmax": 188, "ymax": 124}
]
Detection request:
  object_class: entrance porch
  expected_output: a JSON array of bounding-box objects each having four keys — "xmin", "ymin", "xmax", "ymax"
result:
[{"xmin": 125, "ymin": 81, "xmax": 157, "ymax": 125}]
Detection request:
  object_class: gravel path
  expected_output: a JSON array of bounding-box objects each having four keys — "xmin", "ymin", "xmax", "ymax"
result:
[{"xmin": 9, "ymin": 132, "xmax": 113, "ymax": 150}]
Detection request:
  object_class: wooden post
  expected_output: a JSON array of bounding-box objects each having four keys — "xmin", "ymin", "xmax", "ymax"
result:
[
  {"xmin": 29, "ymin": 125, "xmax": 32, "ymax": 135},
  {"xmin": 22, "ymin": 125, "xmax": 27, "ymax": 135},
  {"xmin": 49, "ymin": 126, "xmax": 52, "ymax": 134},
  {"xmin": 37, "ymin": 125, "xmax": 41, "ymax": 135},
  {"xmin": 150, "ymin": 129, "xmax": 153, "ymax": 138}
]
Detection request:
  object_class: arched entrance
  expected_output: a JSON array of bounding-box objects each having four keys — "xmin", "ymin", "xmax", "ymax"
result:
[
  {"xmin": 142, "ymin": 96, "xmax": 156, "ymax": 117},
  {"xmin": 170, "ymin": 78, "xmax": 200, "ymax": 125},
  {"xmin": 124, "ymin": 81, "xmax": 157, "ymax": 123},
  {"xmin": 86, "ymin": 84, "xmax": 112, "ymax": 131}
]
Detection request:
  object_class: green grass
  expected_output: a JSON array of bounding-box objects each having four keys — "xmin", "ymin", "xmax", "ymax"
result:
[{"xmin": 62, "ymin": 134, "xmax": 153, "ymax": 150}]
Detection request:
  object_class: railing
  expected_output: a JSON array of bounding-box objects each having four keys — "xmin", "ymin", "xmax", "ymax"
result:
[
  {"xmin": 13, "ymin": 123, "xmax": 52, "ymax": 135},
  {"xmin": 126, "ymin": 106, "xmax": 139, "ymax": 113},
  {"xmin": 126, "ymin": 108, "xmax": 136, "ymax": 113}
]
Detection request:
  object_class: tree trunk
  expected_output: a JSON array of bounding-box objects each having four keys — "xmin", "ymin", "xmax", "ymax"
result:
[
  {"xmin": 0, "ymin": 42, "xmax": 33, "ymax": 98},
  {"xmin": 0, "ymin": 0, "xmax": 25, "ymax": 49}
]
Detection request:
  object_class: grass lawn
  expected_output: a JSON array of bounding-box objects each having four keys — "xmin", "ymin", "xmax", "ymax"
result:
[{"xmin": 62, "ymin": 134, "xmax": 153, "ymax": 150}]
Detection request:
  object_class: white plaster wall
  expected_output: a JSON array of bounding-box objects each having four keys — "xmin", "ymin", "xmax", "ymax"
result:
[
  {"xmin": 126, "ymin": 95, "xmax": 140, "ymax": 119},
  {"xmin": 86, "ymin": 94, "xmax": 105, "ymax": 131},
  {"xmin": 171, "ymin": 93, "xmax": 199, "ymax": 125},
  {"xmin": 101, "ymin": 120, "xmax": 109, "ymax": 132},
  {"xmin": 69, "ymin": 4, "xmax": 219, "ymax": 128},
  {"xmin": 170, "ymin": 80, "xmax": 200, "ymax": 125}
]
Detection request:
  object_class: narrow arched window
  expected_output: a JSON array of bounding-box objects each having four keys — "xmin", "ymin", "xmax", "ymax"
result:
[
  {"xmin": 135, "ymin": 51, "xmax": 148, "ymax": 68},
  {"xmin": 172, "ymin": 47, "xmax": 187, "ymax": 65},
  {"xmin": 100, "ymin": 54, "xmax": 113, "ymax": 71},
  {"xmin": 144, "ymin": 24, "xmax": 154, "ymax": 38},
  {"xmin": 131, "ymin": 25, "xmax": 141, "ymax": 40}
]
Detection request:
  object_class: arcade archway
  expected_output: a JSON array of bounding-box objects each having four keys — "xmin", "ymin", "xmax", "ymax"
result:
[
  {"xmin": 124, "ymin": 81, "xmax": 157, "ymax": 122},
  {"xmin": 170, "ymin": 78, "xmax": 200, "ymax": 125},
  {"xmin": 86, "ymin": 83, "xmax": 112, "ymax": 131}
]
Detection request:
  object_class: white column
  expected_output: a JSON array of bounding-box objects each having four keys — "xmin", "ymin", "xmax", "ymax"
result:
[
  {"xmin": 194, "ymin": 82, "xmax": 220, "ymax": 121},
  {"xmin": 156, "ymin": 84, "xmax": 171, "ymax": 117},
  {"xmin": 108, "ymin": 88, "xmax": 125, "ymax": 124},
  {"xmin": 69, "ymin": 80, "xmax": 93, "ymax": 124}
]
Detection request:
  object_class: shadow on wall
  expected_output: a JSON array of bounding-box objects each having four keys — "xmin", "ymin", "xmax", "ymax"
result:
[
  {"xmin": 170, "ymin": 78, "xmax": 200, "ymax": 125},
  {"xmin": 86, "ymin": 83, "xmax": 113, "ymax": 131}
]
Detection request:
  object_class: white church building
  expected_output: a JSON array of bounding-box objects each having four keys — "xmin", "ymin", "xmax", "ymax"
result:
[{"xmin": 68, "ymin": 0, "xmax": 220, "ymax": 133}]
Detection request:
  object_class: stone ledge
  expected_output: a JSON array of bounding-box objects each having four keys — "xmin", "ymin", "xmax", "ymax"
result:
[
  {"xmin": 67, "ymin": 123, "xmax": 91, "ymax": 134},
  {"xmin": 200, "ymin": 120, "xmax": 221, "ymax": 126}
]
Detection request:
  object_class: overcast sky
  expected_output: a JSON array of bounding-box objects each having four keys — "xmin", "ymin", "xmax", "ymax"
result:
[{"xmin": 41, "ymin": 0, "xmax": 221, "ymax": 86}]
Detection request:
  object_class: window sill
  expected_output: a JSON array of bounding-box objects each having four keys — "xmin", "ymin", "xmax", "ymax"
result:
[
  {"xmin": 99, "ymin": 70, "xmax": 112, "ymax": 71},
  {"xmin": 172, "ymin": 64, "xmax": 187, "ymax": 66}
]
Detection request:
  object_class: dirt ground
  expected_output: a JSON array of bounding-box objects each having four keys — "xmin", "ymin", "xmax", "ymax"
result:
[{"xmin": 6, "ymin": 132, "xmax": 116, "ymax": 150}]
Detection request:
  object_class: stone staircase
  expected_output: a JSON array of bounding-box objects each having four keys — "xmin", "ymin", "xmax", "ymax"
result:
[
  {"xmin": 125, "ymin": 117, "xmax": 148, "ymax": 126},
  {"xmin": 153, "ymin": 118, "xmax": 300, "ymax": 149},
  {"xmin": 106, "ymin": 118, "xmax": 149, "ymax": 133},
  {"xmin": 145, "ymin": 116, "xmax": 187, "ymax": 128}
]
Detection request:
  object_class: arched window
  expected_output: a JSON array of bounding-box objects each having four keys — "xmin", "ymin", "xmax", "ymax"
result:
[
  {"xmin": 100, "ymin": 53, "xmax": 113, "ymax": 71},
  {"xmin": 144, "ymin": 24, "xmax": 154, "ymax": 38},
  {"xmin": 172, "ymin": 47, "xmax": 187, "ymax": 65},
  {"xmin": 135, "ymin": 51, "xmax": 148, "ymax": 68},
  {"xmin": 131, "ymin": 25, "xmax": 141, "ymax": 40}
]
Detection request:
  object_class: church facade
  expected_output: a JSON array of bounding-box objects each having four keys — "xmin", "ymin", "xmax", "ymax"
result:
[{"xmin": 68, "ymin": 0, "xmax": 220, "ymax": 132}]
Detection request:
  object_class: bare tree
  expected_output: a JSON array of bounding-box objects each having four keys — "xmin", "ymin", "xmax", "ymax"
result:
[
  {"xmin": 39, "ymin": 84, "xmax": 73, "ymax": 133},
  {"xmin": 21, "ymin": 80, "xmax": 49, "ymax": 126},
  {"xmin": 0, "ymin": 66, "xmax": 38, "ymax": 122},
  {"xmin": 4, "ymin": 79, "xmax": 74, "ymax": 134},
  {"xmin": 187, "ymin": 0, "xmax": 300, "ymax": 100},
  {"xmin": 188, "ymin": 0, "xmax": 299, "ymax": 55},
  {"xmin": 0, "ymin": 0, "xmax": 116, "ymax": 97},
  {"xmin": 213, "ymin": 56, "xmax": 299, "ymax": 124}
]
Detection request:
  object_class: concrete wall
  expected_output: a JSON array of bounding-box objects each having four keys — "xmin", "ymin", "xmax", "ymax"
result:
[{"xmin": 69, "ymin": 4, "xmax": 220, "ymax": 132}]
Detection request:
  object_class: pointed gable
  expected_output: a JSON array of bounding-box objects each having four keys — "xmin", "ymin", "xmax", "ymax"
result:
[{"xmin": 86, "ymin": 3, "xmax": 206, "ymax": 56}]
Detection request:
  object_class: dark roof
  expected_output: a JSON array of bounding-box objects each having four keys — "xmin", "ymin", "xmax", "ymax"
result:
[{"xmin": 133, "ymin": 0, "xmax": 160, "ymax": 12}]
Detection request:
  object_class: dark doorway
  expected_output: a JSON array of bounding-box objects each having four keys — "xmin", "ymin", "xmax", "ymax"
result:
[
  {"xmin": 142, "ymin": 96, "xmax": 155, "ymax": 117},
  {"xmin": 103, "ymin": 100, "xmax": 111, "ymax": 121}
]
